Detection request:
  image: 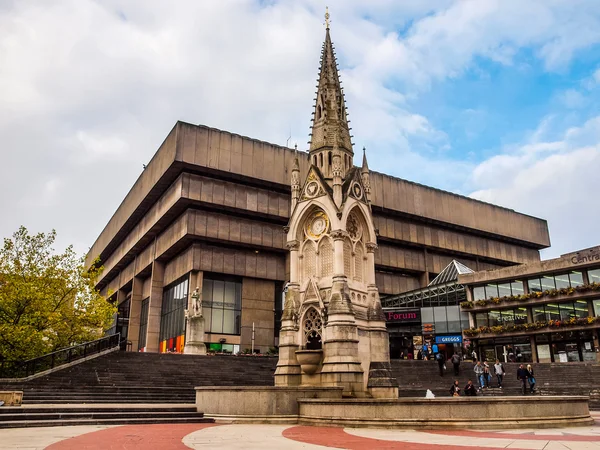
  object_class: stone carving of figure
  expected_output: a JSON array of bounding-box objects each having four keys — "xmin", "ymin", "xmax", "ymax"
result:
[{"xmin": 188, "ymin": 286, "xmax": 202, "ymax": 318}]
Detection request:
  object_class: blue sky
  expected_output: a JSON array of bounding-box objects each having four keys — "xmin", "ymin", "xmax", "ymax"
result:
[{"xmin": 0, "ymin": 0, "xmax": 599, "ymax": 259}]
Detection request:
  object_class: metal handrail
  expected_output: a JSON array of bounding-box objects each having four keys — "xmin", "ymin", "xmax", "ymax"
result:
[{"xmin": 0, "ymin": 333, "xmax": 121, "ymax": 379}]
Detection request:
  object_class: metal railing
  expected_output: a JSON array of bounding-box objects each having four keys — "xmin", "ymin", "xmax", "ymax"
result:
[{"xmin": 0, "ymin": 333, "xmax": 121, "ymax": 379}]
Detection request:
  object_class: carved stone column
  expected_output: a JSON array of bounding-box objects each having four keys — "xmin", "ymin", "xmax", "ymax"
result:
[{"xmin": 274, "ymin": 285, "xmax": 302, "ymax": 386}]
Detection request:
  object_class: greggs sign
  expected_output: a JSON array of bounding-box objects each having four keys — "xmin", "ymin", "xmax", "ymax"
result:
[{"xmin": 384, "ymin": 308, "xmax": 421, "ymax": 324}]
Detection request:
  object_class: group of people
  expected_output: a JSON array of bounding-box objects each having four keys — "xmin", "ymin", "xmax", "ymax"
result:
[{"xmin": 448, "ymin": 361, "xmax": 536, "ymax": 396}]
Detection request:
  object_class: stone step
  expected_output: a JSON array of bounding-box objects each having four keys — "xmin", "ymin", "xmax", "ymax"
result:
[{"xmin": 0, "ymin": 416, "xmax": 213, "ymax": 429}]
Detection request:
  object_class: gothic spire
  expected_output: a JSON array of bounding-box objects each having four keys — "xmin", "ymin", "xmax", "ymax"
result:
[{"xmin": 309, "ymin": 12, "xmax": 353, "ymax": 159}]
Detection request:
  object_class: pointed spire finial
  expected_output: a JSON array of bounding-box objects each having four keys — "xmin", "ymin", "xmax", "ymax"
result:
[
  {"xmin": 325, "ymin": 6, "xmax": 330, "ymax": 29},
  {"xmin": 362, "ymin": 146, "xmax": 369, "ymax": 173}
]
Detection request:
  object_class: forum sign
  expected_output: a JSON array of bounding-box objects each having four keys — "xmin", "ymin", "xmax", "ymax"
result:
[{"xmin": 384, "ymin": 308, "xmax": 421, "ymax": 324}]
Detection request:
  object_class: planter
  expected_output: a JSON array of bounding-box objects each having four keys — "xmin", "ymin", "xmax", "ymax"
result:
[{"xmin": 295, "ymin": 349, "xmax": 323, "ymax": 375}]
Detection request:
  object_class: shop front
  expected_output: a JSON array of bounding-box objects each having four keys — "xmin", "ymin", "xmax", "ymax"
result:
[{"xmin": 385, "ymin": 308, "xmax": 422, "ymax": 359}]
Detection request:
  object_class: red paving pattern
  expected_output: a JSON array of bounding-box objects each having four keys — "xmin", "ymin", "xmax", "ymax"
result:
[
  {"xmin": 426, "ymin": 428, "xmax": 600, "ymax": 442},
  {"xmin": 282, "ymin": 425, "xmax": 529, "ymax": 450},
  {"xmin": 45, "ymin": 423, "xmax": 219, "ymax": 450}
]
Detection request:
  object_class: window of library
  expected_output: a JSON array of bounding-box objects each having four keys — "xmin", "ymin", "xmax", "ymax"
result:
[
  {"xmin": 528, "ymin": 271, "xmax": 585, "ymax": 293},
  {"xmin": 138, "ymin": 298, "xmax": 149, "ymax": 350},
  {"xmin": 202, "ymin": 277, "xmax": 242, "ymax": 335},
  {"xmin": 159, "ymin": 277, "xmax": 189, "ymax": 352},
  {"xmin": 532, "ymin": 301, "xmax": 588, "ymax": 323},
  {"xmin": 473, "ymin": 281, "xmax": 524, "ymax": 300},
  {"xmin": 589, "ymin": 268, "xmax": 600, "ymax": 284}
]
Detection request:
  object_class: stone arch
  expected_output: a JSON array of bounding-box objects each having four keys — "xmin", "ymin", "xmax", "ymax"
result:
[
  {"xmin": 318, "ymin": 237, "xmax": 333, "ymax": 277},
  {"xmin": 319, "ymin": 153, "xmax": 323, "ymax": 168},
  {"xmin": 302, "ymin": 240, "xmax": 316, "ymax": 279},
  {"xmin": 343, "ymin": 204, "xmax": 376, "ymax": 245},
  {"xmin": 302, "ymin": 306, "xmax": 323, "ymax": 349}
]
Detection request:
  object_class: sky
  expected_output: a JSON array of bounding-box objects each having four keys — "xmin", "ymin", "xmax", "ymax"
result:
[{"xmin": 1, "ymin": 0, "xmax": 599, "ymax": 260}]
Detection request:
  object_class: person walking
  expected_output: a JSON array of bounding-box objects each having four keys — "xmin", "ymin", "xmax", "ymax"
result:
[
  {"xmin": 526, "ymin": 364, "xmax": 536, "ymax": 393},
  {"xmin": 451, "ymin": 352, "xmax": 461, "ymax": 376},
  {"xmin": 493, "ymin": 359, "xmax": 505, "ymax": 388},
  {"xmin": 435, "ymin": 352, "xmax": 445, "ymax": 377},
  {"xmin": 464, "ymin": 379, "xmax": 477, "ymax": 396},
  {"xmin": 483, "ymin": 362, "xmax": 492, "ymax": 388},
  {"xmin": 517, "ymin": 364, "xmax": 528, "ymax": 395},
  {"xmin": 450, "ymin": 380, "xmax": 461, "ymax": 397},
  {"xmin": 474, "ymin": 361, "xmax": 485, "ymax": 391}
]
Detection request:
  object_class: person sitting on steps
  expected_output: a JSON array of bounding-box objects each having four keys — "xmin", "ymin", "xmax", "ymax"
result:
[
  {"xmin": 450, "ymin": 380, "xmax": 461, "ymax": 397},
  {"xmin": 464, "ymin": 379, "xmax": 477, "ymax": 396}
]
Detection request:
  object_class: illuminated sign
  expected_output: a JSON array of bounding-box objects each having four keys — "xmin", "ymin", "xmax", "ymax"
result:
[
  {"xmin": 385, "ymin": 308, "xmax": 421, "ymax": 324},
  {"xmin": 435, "ymin": 335, "xmax": 463, "ymax": 344}
]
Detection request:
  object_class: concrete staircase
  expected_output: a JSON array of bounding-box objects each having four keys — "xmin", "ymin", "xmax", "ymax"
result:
[
  {"xmin": 0, "ymin": 352, "xmax": 277, "ymax": 404},
  {"xmin": 0, "ymin": 404, "xmax": 213, "ymax": 428},
  {"xmin": 390, "ymin": 360, "xmax": 600, "ymax": 409},
  {"xmin": 3, "ymin": 352, "xmax": 600, "ymax": 410}
]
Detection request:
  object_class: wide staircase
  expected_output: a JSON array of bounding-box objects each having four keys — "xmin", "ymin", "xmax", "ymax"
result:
[
  {"xmin": 0, "ymin": 352, "xmax": 278, "ymax": 405},
  {"xmin": 390, "ymin": 359, "xmax": 600, "ymax": 409}
]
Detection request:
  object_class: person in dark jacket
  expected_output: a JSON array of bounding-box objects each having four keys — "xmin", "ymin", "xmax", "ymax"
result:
[
  {"xmin": 450, "ymin": 380, "xmax": 461, "ymax": 397},
  {"xmin": 464, "ymin": 380, "xmax": 477, "ymax": 396},
  {"xmin": 517, "ymin": 364, "xmax": 528, "ymax": 395},
  {"xmin": 436, "ymin": 352, "xmax": 445, "ymax": 376},
  {"xmin": 451, "ymin": 352, "xmax": 461, "ymax": 375}
]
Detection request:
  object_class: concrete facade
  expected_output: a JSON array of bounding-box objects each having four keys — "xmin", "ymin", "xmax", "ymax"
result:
[
  {"xmin": 459, "ymin": 245, "xmax": 600, "ymax": 363},
  {"xmin": 86, "ymin": 24, "xmax": 550, "ymax": 356}
]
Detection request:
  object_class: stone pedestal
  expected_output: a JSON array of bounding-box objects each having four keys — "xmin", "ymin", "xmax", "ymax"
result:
[
  {"xmin": 183, "ymin": 315, "xmax": 207, "ymax": 355},
  {"xmin": 320, "ymin": 279, "xmax": 365, "ymax": 396}
]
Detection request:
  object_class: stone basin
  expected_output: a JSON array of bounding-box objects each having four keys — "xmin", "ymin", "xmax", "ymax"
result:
[{"xmin": 295, "ymin": 349, "xmax": 323, "ymax": 375}]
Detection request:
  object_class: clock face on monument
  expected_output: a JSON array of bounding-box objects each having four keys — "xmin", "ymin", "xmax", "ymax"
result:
[{"xmin": 305, "ymin": 212, "xmax": 329, "ymax": 239}]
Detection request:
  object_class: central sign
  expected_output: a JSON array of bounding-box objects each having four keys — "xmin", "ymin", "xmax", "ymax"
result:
[{"xmin": 384, "ymin": 308, "xmax": 421, "ymax": 324}]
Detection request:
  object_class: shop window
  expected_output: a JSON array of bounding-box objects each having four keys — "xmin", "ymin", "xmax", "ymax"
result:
[
  {"xmin": 488, "ymin": 310, "xmax": 501, "ymax": 327},
  {"xmin": 433, "ymin": 306, "xmax": 448, "ymax": 333},
  {"xmin": 460, "ymin": 309, "xmax": 470, "ymax": 329},
  {"xmin": 558, "ymin": 302, "xmax": 576, "ymax": 321},
  {"xmin": 138, "ymin": 298, "xmax": 149, "ymax": 350},
  {"xmin": 555, "ymin": 274, "xmax": 571, "ymax": 289},
  {"xmin": 475, "ymin": 312, "xmax": 488, "ymax": 328},
  {"xmin": 514, "ymin": 308, "xmax": 528, "ymax": 324},
  {"xmin": 473, "ymin": 286, "xmax": 486, "ymax": 301},
  {"xmin": 528, "ymin": 278, "xmax": 542, "ymax": 293},
  {"xmin": 485, "ymin": 284, "xmax": 499, "ymax": 299},
  {"xmin": 541, "ymin": 275, "xmax": 556, "ymax": 291},
  {"xmin": 594, "ymin": 299, "xmax": 600, "ymax": 316},
  {"xmin": 202, "ymin": 277, "xmax": 242, "ymax": 335},
  {"xmin": 446, "ymin": 306, "xmax": 461, "ymax": 333},
  {"xmin": 588, "ymin": 268, "xmax": 600, "ymax": 284},
  {"xmin": 159, "ymin": 277, "xmax": 189, "ymax": 352},
  {"xmin": 574, "ymin": 300, "xmax": 589, "ymax": 318},
  {"xmin": 569, "ymin": 271, "xmax": 584, "ymax": 287},
  {"xmin": 545, "ymin": 304, "xmax": 560, "ymax": 321},
  {"xmin": 497, "ymin": 283, "xmax": 511, "ymax": 297},
  {"xmin": 532, "ymin": 306, "xmax": 546, "ymax": 323},
  {"xmin": 500, "ymin": 309, "xmax": 514, "ymax": 326}
]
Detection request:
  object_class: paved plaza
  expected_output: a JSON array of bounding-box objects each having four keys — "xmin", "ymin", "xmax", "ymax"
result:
[{"xmin": 2, "ymin": 413, "xmax": 600, "ymax": 450}]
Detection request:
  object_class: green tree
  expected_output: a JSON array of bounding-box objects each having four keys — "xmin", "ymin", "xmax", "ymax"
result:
[{"xmin": 0, "ymin": 226, "xmax": 115, "ymax": 363}]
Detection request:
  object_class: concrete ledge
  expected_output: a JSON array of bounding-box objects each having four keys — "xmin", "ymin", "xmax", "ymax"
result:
[
  {"xmin": 297, "ymin": 396, "xmax": 594, "ymax": 429},
  {"xmin": 195, "ymin": 386, "xmax": 343, "ymax": 417}
]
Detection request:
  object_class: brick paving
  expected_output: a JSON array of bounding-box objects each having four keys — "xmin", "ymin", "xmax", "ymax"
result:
[{"xmin": 2, "ymin": 419, "xmax": 600, "ymax": 449}]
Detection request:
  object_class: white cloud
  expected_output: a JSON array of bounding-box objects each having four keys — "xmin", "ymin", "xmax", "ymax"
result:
[
  {"xmin": 470, "ymin": 116, "xmax": 600, "ymax": 258},
  {"xmin": 1, "ymin": 0, "xmax": 600, "ymax": 258}
]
